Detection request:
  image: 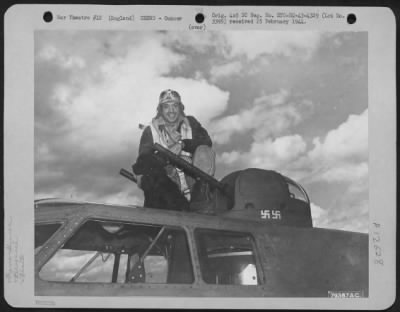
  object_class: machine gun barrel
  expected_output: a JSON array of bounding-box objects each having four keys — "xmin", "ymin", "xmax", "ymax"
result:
[
  {"xmin": 120, "ymin": 168, "xmax": 138, "ymax": 184},
  {"xmin": 152, "ymin": 143, "xmax": 229, "ymax": 195}
]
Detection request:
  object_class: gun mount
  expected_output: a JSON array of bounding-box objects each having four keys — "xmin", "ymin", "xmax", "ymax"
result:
[
  {"xmin": 121, "ymin": 143, "xmax": 313, "ymax": 227},
  {"xmin": 152, "ymin": 143, "xmax": 231, "ymax": 196}
]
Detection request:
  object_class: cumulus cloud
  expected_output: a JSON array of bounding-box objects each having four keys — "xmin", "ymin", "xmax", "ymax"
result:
[
  {"xmin": 218, "ymin": 134, "xmax": 307, "ymax": 171},
  {"xmin": 294, "ymin": 110, "xmax": 368, "ymax": 233},
  {"xmin": 166, "ymin": 31, "xmax": 322, "ymax": 63},
  {"xmin": 311, "ymin": 202, "xmax": 330, "ymax": 228},
  {"xmin": 216, "ymin": 109, "xmax": 368, "ymax": 233},
  {"xmin": 35, "ymin": 31, "xmax": 231, "ymax": 204},
  {"xmin": 36, "ymin": 143, "xmax": 57, "ymax": 162},
  {"xmin": 209, "ymin": 89, "xmax": 312, "ymax": 144},
  {"xmin": 309, "ymin": 109, "xmax": 368, "ymax": 163},
  {"xmin": 315, "ymin": 198, "xmax": 368, "ymax": 233},
  {"xmin": 212, "ymin": 90, "xmax": 314, "ymax": 179},
  {"xmin": 254, "ymin": 89, "xmax": 289, "ymax": 106},
  {"xmin": 34, "ymin": 31, "xmax": 368, "ymax": 233},
  {"xmin": 210, "ymin": 61, "xmax": 243, "ymax": 82},
  {"xmin": 224, "ymin": 31, "xmax": 322, "ymax": 60},
  {"xmin": 47, "ymin": 36, "xmax": 229, "ymax": 156},
  {"xmin": 311, "ymin": 201, "xmax": 367, "ymax": 233},
  {"xmin": 38, "ymin": 44, "xmax": 86, "ymax": 69},
  {"xmin": 249, "ymin": 135, "xmax": 307, "ymax": 168},
  {"xmin": 319, "ymin": 162, "xmax": 368, "ymax": 183},
  {"xmin": 306, "ymin": 109, "xmax": 368, "ymax": 184},
  {"xmin": 165, "ymin": 31, "xmax": 228, "ymax": 55}
]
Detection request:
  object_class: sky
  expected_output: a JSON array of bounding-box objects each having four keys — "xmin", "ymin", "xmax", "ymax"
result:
[{"xmin": 34, "ymin": 30, "xmax": 368, "ymax": 233}]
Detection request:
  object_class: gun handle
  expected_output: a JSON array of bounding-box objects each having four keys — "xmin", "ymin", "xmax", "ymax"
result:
[{"xmin": 120, "ymin": 168, "xmax": 138, "ymax": 184}]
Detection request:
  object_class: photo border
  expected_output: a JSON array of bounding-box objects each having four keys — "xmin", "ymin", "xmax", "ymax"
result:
[{"xmin": 3, "ymin": 4, "xmax": 397, "ymax": 309}]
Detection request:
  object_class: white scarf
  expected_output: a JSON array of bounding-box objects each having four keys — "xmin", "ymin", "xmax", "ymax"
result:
[
  {"xmin": 150, "ymin": 116, "xmax": 192, "ymax": 156},
  {"xmin": 149, "ymin": 116, "xmax": 194, "ymax": 199}
]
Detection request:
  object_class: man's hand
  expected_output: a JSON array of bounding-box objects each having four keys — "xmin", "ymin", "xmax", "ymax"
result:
[
  {"xmin": 169, "ymin": 142, "xmax": 183, "ymax": 155},
  {"xmin": 135, "ymin": 174, "xmax": 143, "ymax": 188}
]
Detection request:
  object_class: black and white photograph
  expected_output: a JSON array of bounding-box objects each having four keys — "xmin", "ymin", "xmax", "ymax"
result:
[
  {"xmin": 34, "ymin": 29, "xmax": 369, "ymax": 296},
  {"xmin": 4, "ymin": 5, "xmax": 396, "ymax": 309}
]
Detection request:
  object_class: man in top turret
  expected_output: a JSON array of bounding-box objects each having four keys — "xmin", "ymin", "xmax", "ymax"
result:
[{"xmin": 132, "ymin": 89, "xmax": 215, "ymax": 211}]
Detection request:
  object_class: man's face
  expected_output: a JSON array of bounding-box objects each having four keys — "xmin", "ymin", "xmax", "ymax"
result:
[{"xmin": 161, "ymin": 101, "xmax": 181, "ymax": 123}]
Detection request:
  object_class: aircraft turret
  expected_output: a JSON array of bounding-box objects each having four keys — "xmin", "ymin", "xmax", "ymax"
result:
[
  {"xmin": 214, "ymin": 168, "xmax": 313, "ymax": 227},
  {"xmin": 121, "ymin": 143, "xmax": 313, "ymax": 228}
]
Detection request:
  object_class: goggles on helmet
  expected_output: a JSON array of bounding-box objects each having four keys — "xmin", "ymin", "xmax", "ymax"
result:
[{"xmin": 159, "ymin": 89, "xmax": 181, "ymax": 104}]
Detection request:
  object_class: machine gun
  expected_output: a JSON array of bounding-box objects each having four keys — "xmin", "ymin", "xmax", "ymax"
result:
[
  {"xmin": 120, "ymin": 168, "xmax": 138, "ymax": 184},
  {"xmin": 120, "ymin": 143, "xmax": 231, "ymax": 197},
  {"xmin": 119, "ymin": 144, "xmax": 313, "ymax": 226},
  {"xmin": 152, "ymin": 143, "xmax": 230, "ymax": 196}
]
